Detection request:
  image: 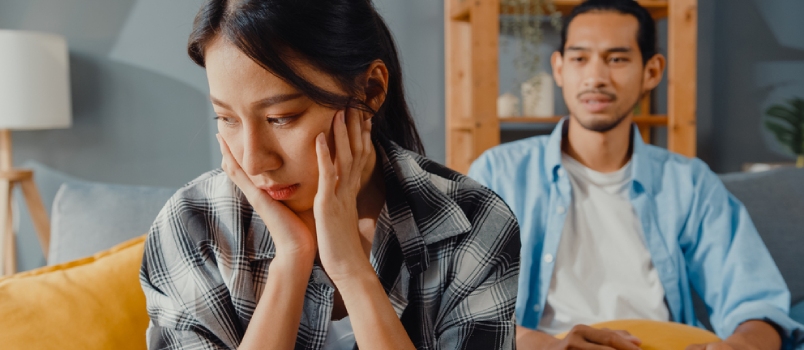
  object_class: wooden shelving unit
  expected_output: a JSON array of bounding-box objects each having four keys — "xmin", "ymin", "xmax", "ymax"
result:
[{"xmin": 445, "ymin": 0, "xmax": 697, "ymax": 174}]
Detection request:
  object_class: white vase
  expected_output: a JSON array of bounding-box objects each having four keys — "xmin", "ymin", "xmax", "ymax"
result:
[
  {"xmin": 521, "ymin": 72, "xmax": 555, "ymax": 117},
  {"xmin": 497, "ymin": 92, "xmax": 520, "ymax": 117}
]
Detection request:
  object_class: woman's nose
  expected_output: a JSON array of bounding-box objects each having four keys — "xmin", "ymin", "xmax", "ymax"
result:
[{"xmin": 240, "ymin": 128, "xmax": 282, "ymax": 176}]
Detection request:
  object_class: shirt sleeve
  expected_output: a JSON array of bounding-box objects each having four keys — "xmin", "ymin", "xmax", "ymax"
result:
[
  {"xmin": 435, "ymin": 190, "xmax": 521, "ymax": 349},
  {"xmin": 140, "ymin": 196, "xmax": 243, "ymax": 350},
  {"xmin": 467, "ymin": 152, "xmax": 494, "ymax": 188},
  {"xmin": 681, "ymin": 163, "xmax": 804, "ymax": 348}
]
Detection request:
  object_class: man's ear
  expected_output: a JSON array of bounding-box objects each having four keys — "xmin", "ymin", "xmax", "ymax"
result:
[
  {"xmin": 642, "ymin": 53, "xmax": 666, "ymax": 92},
  {"xmin": 551, "ymin": 51, "xmax": 565, "ymax": 87},
  {"xmin": 362, "ymin": 60, "xmax": 389, "ymax": 117}
]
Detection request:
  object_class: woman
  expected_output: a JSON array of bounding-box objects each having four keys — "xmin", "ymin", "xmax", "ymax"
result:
[{"xmin": 140, "ymin": 0, "xmax": 520, "ymax": 349}]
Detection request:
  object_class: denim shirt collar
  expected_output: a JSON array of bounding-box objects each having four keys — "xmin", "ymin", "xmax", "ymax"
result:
[{"xmin": 546, "ymin": 117, "xmax": 654, "ymax": 196}]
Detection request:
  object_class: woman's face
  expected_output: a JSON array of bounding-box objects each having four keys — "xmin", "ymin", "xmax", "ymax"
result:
[{"xmin": 205, "ymin": 37, "xmax": 344, "ymax": 213}]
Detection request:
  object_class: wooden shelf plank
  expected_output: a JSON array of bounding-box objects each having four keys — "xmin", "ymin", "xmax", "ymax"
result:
[
  {"xmin": 450, "ymin": 0, "xmax": 471, "ymax": 21},
  {"xmin": 499, "ymin": 115, "xmax": 669, "ymax": 125},
  {"xmin": 499, "ymin": 0, "xmax": 668, "ymax": 20}
]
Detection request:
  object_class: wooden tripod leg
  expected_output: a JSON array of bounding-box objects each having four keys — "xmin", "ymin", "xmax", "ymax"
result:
[
  {"xmin": 4, "ymin": 191, "xmax": 14, "ymax": 274},
  {"xmin": 0, "ymin": 179, "xmax": 13, "ymax": 276},
  {"xmin": 20, "ymin": 178, "xmax": 50, "ymax": 257}
]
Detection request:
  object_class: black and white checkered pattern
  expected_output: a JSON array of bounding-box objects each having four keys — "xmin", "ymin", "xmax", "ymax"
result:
[{"xmin": 140, "ymin": 139, "xmax": 520, "ymax": 349}]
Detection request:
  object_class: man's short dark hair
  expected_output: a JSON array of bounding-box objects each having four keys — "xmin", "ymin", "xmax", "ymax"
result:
[{"xmin": 559, "ymin": 0, "xmax": 658, "ymax": 65}]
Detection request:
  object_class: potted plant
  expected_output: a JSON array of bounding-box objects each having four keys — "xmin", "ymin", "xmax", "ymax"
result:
[
  {"xmin": 764, "ymin": 97, "xmax": 804, "ymax": 168},
  {"xmin": 499, "ymin": 0, "xmax": 560, "ymax": 115},
  {"xmin": 500, "ymin": 0, "xmax": 561, "ymax": 79}
]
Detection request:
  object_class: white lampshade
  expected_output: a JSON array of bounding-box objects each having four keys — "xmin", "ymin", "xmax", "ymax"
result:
[{"xmin": 0, "ymin": 30, "xmax": 71, "ymax": 130}]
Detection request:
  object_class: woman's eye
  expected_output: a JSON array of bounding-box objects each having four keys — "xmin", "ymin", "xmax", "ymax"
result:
[
  {"xmin": 214, "ymin": 116, "xmax": 239, "ymax": 127},
  {"xmin": 267, "ymin": 114, "xmax": 300, "ymax": 127}
]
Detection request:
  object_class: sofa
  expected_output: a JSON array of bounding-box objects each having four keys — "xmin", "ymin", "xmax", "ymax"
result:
[{"xmin": 0, "ymin": 163, "xmax": 801, "ymax": 349}]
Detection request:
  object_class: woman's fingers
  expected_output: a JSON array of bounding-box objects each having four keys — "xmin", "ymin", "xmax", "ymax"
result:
[
  {"xmin": 346, "ymin": 106, "xmax": 364, "ymax": 174},
  {"xmin": 332, "ymin": 110, "xmax": 352, "ymax": 181},
  {"xmin": 361, "ymin": 117, "xmax": 372, "ymax": 170},
  {"xmin": 217, "ymin": 134, "xmax": 261, "ymax": 198},
  {"xmin": 316, "ymin": 132, "xmax": 336, "ymax": 194}
]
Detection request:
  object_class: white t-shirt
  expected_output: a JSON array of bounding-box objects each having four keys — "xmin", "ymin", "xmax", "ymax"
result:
[
  {"xmin": 537, "ymin": 154, "xmax": 670, "ymax": 335},
  {"xmin": 323, "ymin": 316, "xmax": 355, "ymax": 350}
]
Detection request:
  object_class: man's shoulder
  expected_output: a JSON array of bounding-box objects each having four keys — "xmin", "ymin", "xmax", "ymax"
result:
[
  {"xmin": 471, "ymin": 135, "xmax": 553, "ymax": 180},
  {"xmin": 478, "ymin": 135, "xmax": 552, "ymax": 163},
  {"xmin": 640, "ymin": 144, "xmax": 717, "ymax": 184}
]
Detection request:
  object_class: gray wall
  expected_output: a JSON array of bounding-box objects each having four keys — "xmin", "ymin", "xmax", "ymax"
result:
[
  {"xmin": 1, "ymin": 0, "xmax": 213, "ymax": 188},
  {"xmin": 704, "ymin": 0, "xmax": 804, "ymax": 172}
]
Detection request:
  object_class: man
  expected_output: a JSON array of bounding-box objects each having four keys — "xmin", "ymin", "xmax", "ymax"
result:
[{"xmin": 468, "ymin": 0, "xmax": 804, "ymax": 349}]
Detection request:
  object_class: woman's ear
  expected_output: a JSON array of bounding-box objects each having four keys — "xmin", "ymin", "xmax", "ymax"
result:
[{"xmin": 362, "ymin": 60, "xmax": 389, "ymax": 116}]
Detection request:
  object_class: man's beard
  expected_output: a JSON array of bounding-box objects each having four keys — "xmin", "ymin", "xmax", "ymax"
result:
[
  {"xmin": 575, "ymin": 110, "xmax": 631, "ymax": 133},
  {"xmin": 573, "ymin": 89, "xmax": 641, "ymax": 133}
]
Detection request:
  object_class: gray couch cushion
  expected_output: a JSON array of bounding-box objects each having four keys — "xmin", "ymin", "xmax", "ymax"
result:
[
  {"xmin": 48, "ymin": 180, "xmax": 176, "ymax": 265},
  {"xmin": 13, "ymin": 161, "xmax": 82, "ymax": 271},
  {"xmin": 720, "ymin": 167, "xmax": 804, "ymax": 305}
]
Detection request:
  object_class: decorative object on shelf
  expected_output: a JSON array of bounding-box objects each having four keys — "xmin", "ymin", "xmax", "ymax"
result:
[
  {"xmin": 500, "ymin": 0, "xmax": 561, "ymax": 92},
  {"xmin": 498, "ymin": 93, "xmax": 521, "ymax": 117},
  {"xmin": 0, "ymin": 30, "xmax": 72, "ymax": 275},
  {"xmin": 521, "ymin": 71, "xmax": 555, "ymax": 117},
  {"xmin": 764, "ymin": 97, "xmax": 804, "ymax": 168}
]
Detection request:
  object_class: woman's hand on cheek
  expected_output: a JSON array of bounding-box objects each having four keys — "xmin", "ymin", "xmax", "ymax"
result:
[
  {"xmin": 216, "ymin": 134, "xmax": 317, "ymax": 262},
  {"xmin": 314, "ymin": 108, "xmax": 375, "ymax": 283}
]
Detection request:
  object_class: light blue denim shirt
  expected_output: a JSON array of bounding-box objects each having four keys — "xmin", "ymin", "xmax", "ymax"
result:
[{"xmin": 468, "ymin": 119, "xmax": 804, "ymax": 348}]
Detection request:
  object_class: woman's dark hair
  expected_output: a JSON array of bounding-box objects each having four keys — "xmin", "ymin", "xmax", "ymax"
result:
[
  {"xmin": 188, "ymin": 0, "xmax": 425, "ymax": 155},
  {"xmin": 559, "ymin": 0, "xmax": 658, "ymax": 65}
]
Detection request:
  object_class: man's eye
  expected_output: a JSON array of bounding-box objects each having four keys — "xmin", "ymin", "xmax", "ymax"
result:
[
  {"xmin": 610, "ymin": 57, "xmax": 628, "ymax": 63},
  {"xmin": 570, "ymin": 56, "xmax": 585, "ymax": 62}
]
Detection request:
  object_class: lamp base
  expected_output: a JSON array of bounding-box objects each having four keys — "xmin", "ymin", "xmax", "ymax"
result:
[{"xmin": 0, "ymin": 130, "xmax": 51, "ymax": 276}]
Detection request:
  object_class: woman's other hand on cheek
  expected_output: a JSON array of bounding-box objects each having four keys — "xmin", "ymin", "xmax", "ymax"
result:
[
  {"xmin": 216, "ymin": 133, "xmax": 317, "ymax": 263},
  {"xmin": 314, "ymin": 108, "xmax": 375, "ymax": 284}
]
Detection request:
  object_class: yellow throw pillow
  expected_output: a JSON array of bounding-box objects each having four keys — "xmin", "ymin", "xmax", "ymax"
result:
[
  {"xmin": 0, "ymin": 235, "xmax": 148, "ymax": 350},
  {"xmin": 556, "ymin": 319, "xmax": 721, "ymax": 350}
]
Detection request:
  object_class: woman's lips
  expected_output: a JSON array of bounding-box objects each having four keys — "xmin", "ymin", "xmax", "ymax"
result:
[{"xmin": 261, "ymin": 184, "xmax": 299, "ymax": 200}]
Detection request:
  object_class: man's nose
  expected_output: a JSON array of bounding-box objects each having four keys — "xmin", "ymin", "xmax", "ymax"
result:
[
  {"xmin": 240, "ymin": 127, "xmax": 282, "ymax": 176},
  {"xmin": 582, "ymin": 56, "xmax": 610, "ymax": 89}
]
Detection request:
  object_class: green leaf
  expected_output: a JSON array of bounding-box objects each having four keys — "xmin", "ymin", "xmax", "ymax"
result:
[
  {"xmin": 765, "ymin": 106, "xmax": 799, "ymax": 129},
  {"xmin": 764, "ymin": 98, "xmax": 804, "ymax": 156}
]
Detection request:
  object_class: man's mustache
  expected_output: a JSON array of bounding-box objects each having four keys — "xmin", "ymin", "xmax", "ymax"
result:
[{"xmin": 577, "ymin": 90, "xmax": 617, "ymax": 101}]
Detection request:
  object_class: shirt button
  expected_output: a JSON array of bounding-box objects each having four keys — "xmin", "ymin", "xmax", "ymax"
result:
[
  {"xmin": 557, "ymin": 169, "xmax": 565, "ymax": 177},
  {"xmin": 533, "ymin": 304, "xmax": 541, "ymax": 312},
  {"xmin": 556, "ymin": 206, "xmax": 565, "ymax": 214},
  {"xmin": 544, "ymin": 254, "xmax": 554, "ymax": 263}
]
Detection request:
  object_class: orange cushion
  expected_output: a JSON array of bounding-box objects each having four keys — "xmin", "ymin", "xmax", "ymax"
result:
[
  {"xmin": 556, "ymin": 319, "xmax": 721, "ymax": 350},
  {"xmin": 0, "ymin": 235, "xmax": 148, "ymax": 350}
]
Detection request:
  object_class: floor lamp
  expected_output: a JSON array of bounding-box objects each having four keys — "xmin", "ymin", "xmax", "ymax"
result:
[{"xmin": 0, "ymin": 30, "xmax": 72, "ymax": 276}]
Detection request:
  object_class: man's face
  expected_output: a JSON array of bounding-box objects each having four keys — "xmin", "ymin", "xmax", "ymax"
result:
[{"xmin": 552, "ymin": 12, "xmax": 660, "ymax": 132}]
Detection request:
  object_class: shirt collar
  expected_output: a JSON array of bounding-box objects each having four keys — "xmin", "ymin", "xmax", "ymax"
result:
[
  {"xmin": 377, "ymin": 138, "xmax": 472, "ymax": 275},
  {"xmin": 547, "ymin": 117, "xmax": 653, "ymax": 195}
]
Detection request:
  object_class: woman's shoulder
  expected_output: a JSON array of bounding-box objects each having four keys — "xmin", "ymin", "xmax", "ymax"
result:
[
  {"xmin": 163, "ymin": 168, "xmax": 240, "ymax": 207},
  {"xmin": 402, "ymin": 150, "xmax": 520, "ymax": 240},
  {"xmin": 409, "ymin": 151, "xmax": 512, "ymax": 206},
  {"xmin": 148, "ymin": 168, "xmax": 247, "ymax": 246}
]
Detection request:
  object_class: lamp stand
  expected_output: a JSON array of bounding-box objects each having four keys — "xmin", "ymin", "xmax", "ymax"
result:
[{"xmin": 0, "ymin": 129, "xmax": 51, "ymax": 276}]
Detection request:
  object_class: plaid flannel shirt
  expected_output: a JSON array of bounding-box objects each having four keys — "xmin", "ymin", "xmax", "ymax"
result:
[{"xmin": 140, "ymin": 139, "xmax": 521, "ymax": 349}]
